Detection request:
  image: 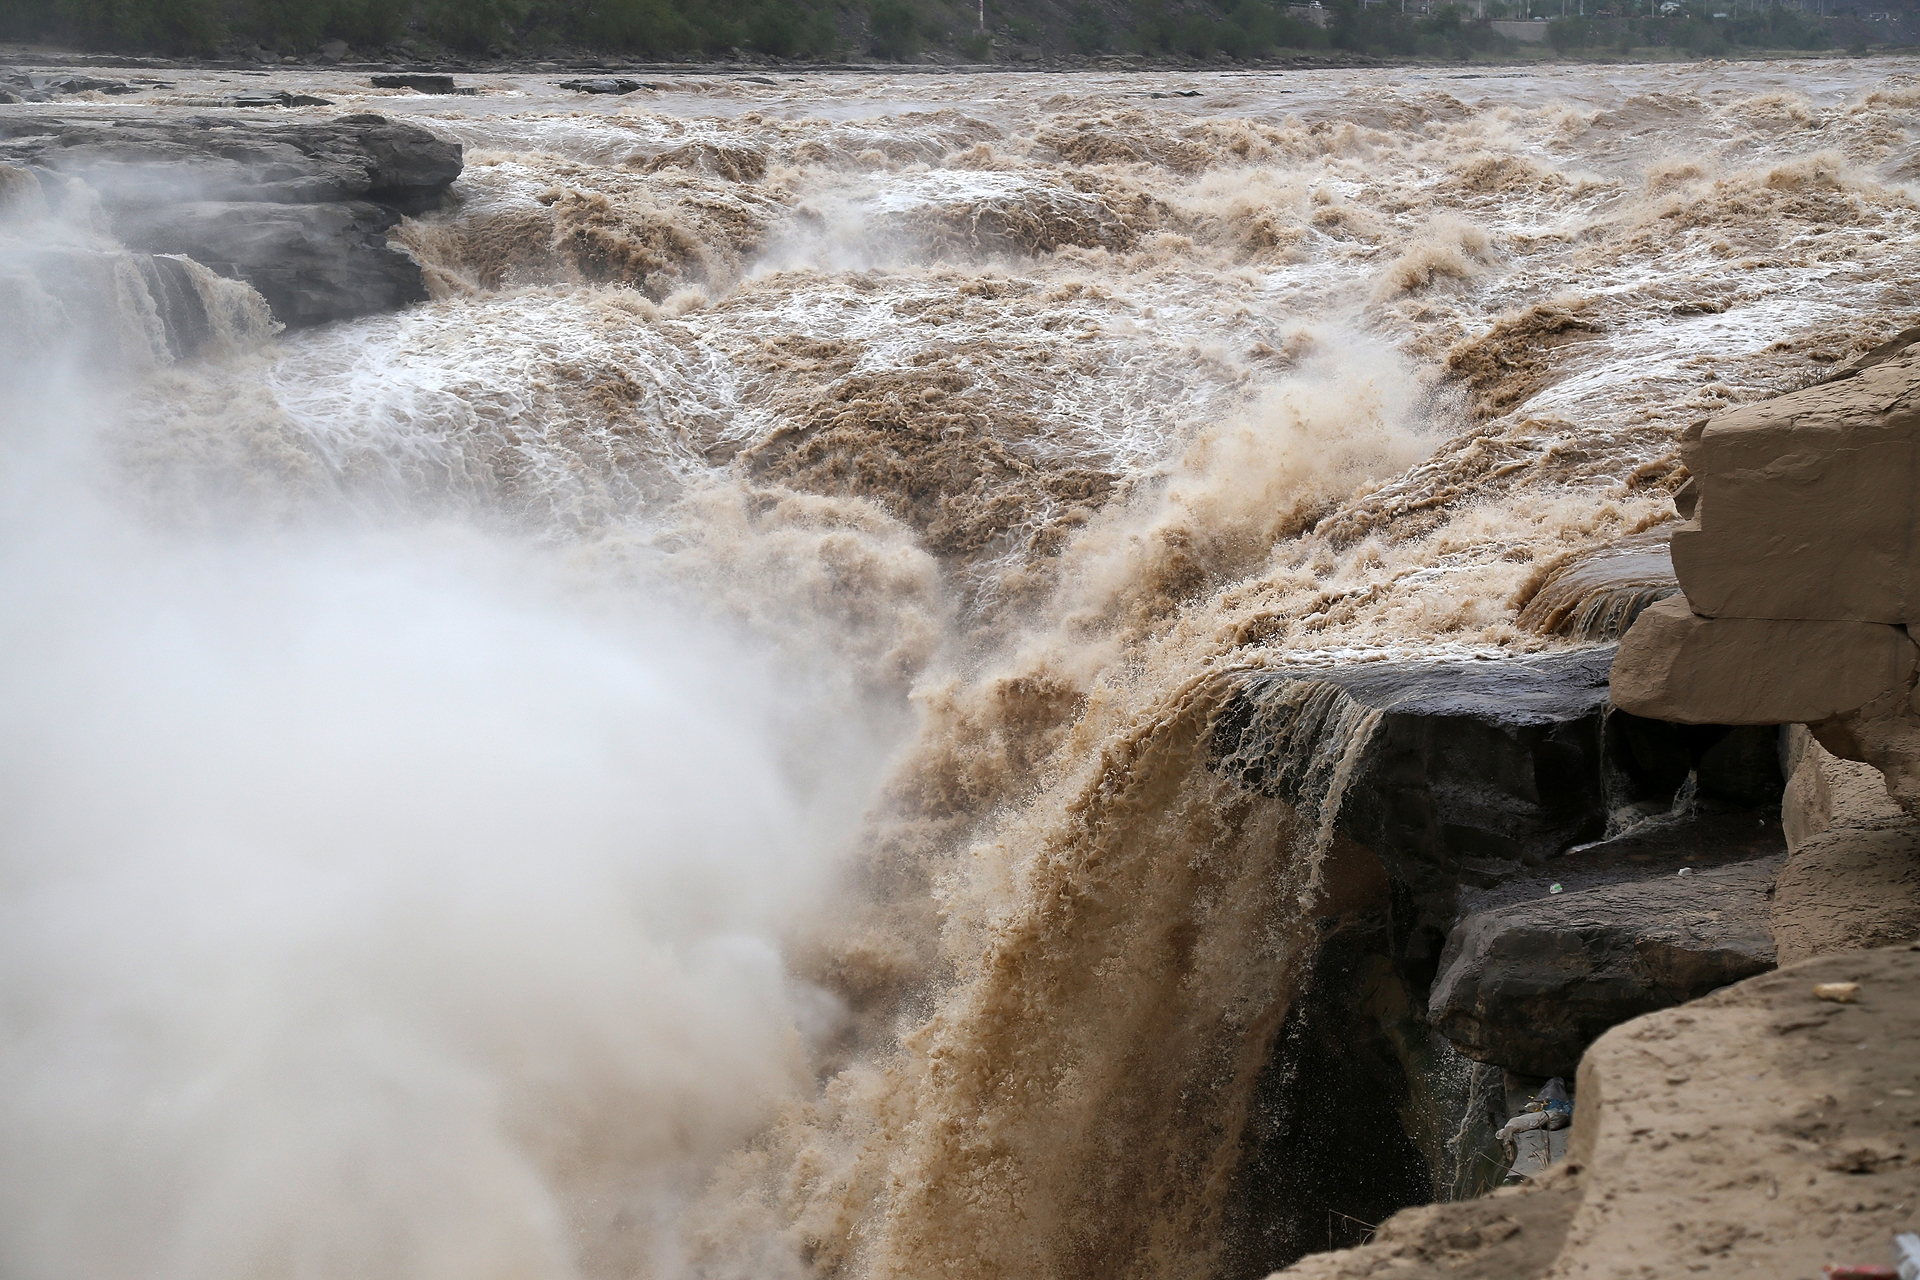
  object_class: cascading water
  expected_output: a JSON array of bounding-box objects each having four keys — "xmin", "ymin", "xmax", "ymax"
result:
[{"xmin": 4, "ymin": 57, "xmax": 1920, "ymax": 1280}]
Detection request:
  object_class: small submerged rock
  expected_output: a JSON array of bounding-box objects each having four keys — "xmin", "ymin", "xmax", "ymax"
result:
[
  {"xmin": 557, "ymin": 77, "xmax": 659, "ymax": 94},
  {"xmin": 371, "ymin": 73, "xmax": 472, "ymax": 95}
]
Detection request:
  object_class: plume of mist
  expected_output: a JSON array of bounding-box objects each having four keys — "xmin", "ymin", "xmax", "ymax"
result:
[{"xmin": 0, "ymin": 210, "xmax": 870, "ymax": 1280}]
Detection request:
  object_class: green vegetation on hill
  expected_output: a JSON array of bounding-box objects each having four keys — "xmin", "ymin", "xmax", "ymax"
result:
[{"xmin": 0, "ymin": 0, "xmax": 1897, "ymax": 59}]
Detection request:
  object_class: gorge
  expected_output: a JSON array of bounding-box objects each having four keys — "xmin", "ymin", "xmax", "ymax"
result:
[{"xmin": 2, "ymin": 56, "xmax": 1919, "ymax": 1280}]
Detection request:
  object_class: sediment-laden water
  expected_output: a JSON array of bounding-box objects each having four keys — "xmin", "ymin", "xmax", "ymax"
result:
[{"xmin": 3, "ymin": 57, "xmax": 1918, "ymax": 1280}]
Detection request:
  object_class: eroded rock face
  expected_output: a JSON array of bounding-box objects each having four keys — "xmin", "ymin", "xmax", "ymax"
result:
[
  {"xmin": 1774, "ymin": 728, "xmax": 1920, "ymax": 964},
  {"xmin": 122, "ymin": 200, "xmax": 426, "ymax": 329},
  {"xmin": 1428, "ymin": 859, "xmax": 1780, "ymax": 1078},
  {"xmin": 1221, "ymin": 651, "xmax": 1782, "ymax": 985},
  {"xmin": 1612, "ymin": 334, "xmax": 1920, "ymax": 818},
  {"xmin": 0, "ymin": 111, "xmax": 461, "ymax": 329},
  {"xmin": 1611, "ymin": 595, "xmax": 1917, "ymax": 725},
  {"xmin": 1670, "ymin": 346, "xmax": 1920, "ymax": 623},
  {"xmin": 1214, "ymin": 651, "xmax": 1786, "ymax": 1268},
  {"xmin": 1270, "ymin": 946, "xmax": 1920, "ymax": 1280}
]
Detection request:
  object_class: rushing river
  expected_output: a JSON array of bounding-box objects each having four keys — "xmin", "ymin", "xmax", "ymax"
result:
[{"xmin": 3, "ymin": 56, "xmax": 1919, "ymax": 1280}]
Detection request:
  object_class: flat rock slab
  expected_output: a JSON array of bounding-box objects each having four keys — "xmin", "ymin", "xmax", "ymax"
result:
[
  {"xmin": 1222, "ymin": 648, "xmax": 1617, "ymax": 870},
  {"xmin": 1430, "ymin": 858, "xmax": 1781, "ymax": 1078},
  {"xmin": 0, "ymin": 111, "xmax": 462, "ymax": 212},
  {"xmin": 1554, "ymin": 946, "xmax": 1920, "ymax": 1279},
  {"xmin": 0, "ymin": 110, "xmax": 461, "ymax": 328}
]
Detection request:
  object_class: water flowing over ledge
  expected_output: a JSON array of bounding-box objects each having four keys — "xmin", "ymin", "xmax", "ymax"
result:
[{"xmin": 2, "ymin": 56, "xmax": 1917, "ymax": 1280}]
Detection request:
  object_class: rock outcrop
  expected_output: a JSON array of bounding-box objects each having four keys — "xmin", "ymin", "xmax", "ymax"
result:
[
  {"xmin": 1212, "ymin": 651, "xmax": 1788, "ymax": 1272},
  {"xmin": 120, "ymin": 199, "xmax": 428, "ymax": 329},
  {"xmin": 1773, "ymin": 727, "xmax": 1920, "ymax": 964},
  {"xmin": 1429, "ymin": 858, "xmax": 1779, "ymax": 1078},
  {"xmin": 1220, "ymin": 650, "xmax": 1781, "ymax": 986},
  {"xmin": 1613, "ymin": 337, "xmax": 1920, "ymax": 815},
  {"xmin": 1273, "ymin": 944, "xmax": 1920, "ymax": 1280},
  {"xmin": 0, "ymin": 111, "xmax": 461, "ymax": 329},
  {"xmin": 1513, "ymin": 530, "xmax": 1679, "ymax": 642}
]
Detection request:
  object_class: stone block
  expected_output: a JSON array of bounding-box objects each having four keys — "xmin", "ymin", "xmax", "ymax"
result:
[
  {"xmin": 1428, "ymin": 858, "xmax": 1780, "ymax": 1078},
  {"xmin": 1670, "ymin": 349, "xmax": 1920, "ymax": 622},
  {"xmin": 1610, "ymin": 594, "xmax": 1916, "ymax": 724}
]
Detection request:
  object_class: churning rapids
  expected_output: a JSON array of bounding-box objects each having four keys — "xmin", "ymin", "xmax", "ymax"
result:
[{"xmin": 4, "ymin": 56, "xmax": 1920, "ymax": 1280}]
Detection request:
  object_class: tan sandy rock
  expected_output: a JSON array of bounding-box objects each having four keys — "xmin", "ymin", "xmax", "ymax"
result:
[
  {"xmin": 1551, "ymin": 946, "xmax": 1920, "ymax": 1280},
  {"xmin": 1774, "ymin": 729, "xmax": 1920, "ymax": 965},
  {"xmin": 1669, "ymin": 347, "xmax": 1920, "ymax": 623},
  {"xmin": 1271, "ymin": 947, "xmax": 1920, "ymax": 1280},
  {"xmin": 1269, "ymin": 1165, "xmax": 1582, "ymax": 1280},
  {"xmin": 1609, "ymin": 595, "xmax": 1916, "ymax": 725},
  {"xmin": 1781, "ymin": 726, "xmax": 1905, "ymax": 854}
]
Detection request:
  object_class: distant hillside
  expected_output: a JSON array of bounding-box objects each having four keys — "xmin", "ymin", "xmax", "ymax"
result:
[{"xmin": 0, "ymin": 0, "xmax": 1898, "ymax": 64}]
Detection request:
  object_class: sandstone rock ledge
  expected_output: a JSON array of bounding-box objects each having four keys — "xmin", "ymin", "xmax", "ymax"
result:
[
  {"xmin": 1612, "ymin": 338, "xmax": 1920, "ymax": 815},
  {"xmin": 1272, "ymin": 945, "xmax": 1920, "ymax": 1280}
]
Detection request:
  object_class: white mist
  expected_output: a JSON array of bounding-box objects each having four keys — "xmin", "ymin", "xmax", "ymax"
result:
[{"xmin": 0, "ymin": 371, "xmax": 846, "ymax": 1280}]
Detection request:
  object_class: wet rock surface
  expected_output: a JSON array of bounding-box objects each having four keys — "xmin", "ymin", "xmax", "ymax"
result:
[
  {"xmin": 1513, "ymin": 530, "xmax": 1678, "ymax": 643},
  {"xmin": 0, "ymin": 110, "xmax": 460, "ymax": 327},
  {"xmin": 1215, "ymin": 648, "xmax": 1788, "ymax": 1273},
  {"xmin": 120, "ymin": 200, "xmax": 426, "ymax": 328},
  {"xmin": 558, "ymin": 77, "xmax": 660, "ymax": 94},
  {"xmin": 1429, "ymin": 857, "xmax": 1781, "ymax": 1078},
  {"xmin": 370, "ymin": 73, "xmax": 463, "ymax": 94},
  {"xmin": 1220, "ymin": 648, "xmax": 1782, "ymax": 983}
]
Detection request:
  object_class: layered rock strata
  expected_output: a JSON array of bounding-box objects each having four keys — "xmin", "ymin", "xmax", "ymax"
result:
[
  {"xmin": 0, "ymin": 111, "xmax": 461, "ymax": 329},
  {"xmin": 1613, "ymin": 339, "xmax": 1920, "ymax": 814}
]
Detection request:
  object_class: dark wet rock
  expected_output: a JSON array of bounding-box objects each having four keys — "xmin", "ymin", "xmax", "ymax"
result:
[
  {"xmin": 1429, "ymin": 858, "xmax": 1780, "ymax": 1078},
  {"xmin": 120, "ymin": 201, "xmax": 426, "ymax": 329},
  {"xmin": 1219, "ymin": 648, "xmax": 1784, "ymax": 983},
  {"xmin": 40, "ymin": 75, "xmax": 138, "ymax": 95},
  {"xmin": 0, "ymin": 112, "xmax": 462, "ymax": 212},
  {"xmin": 228, "ymin": 91, "xmax": 335, "ymax": 108},
  {"xmin": 1515, "ymin": 530, "xmax": 1679, "ymax": 642},
  {"xmin": 371, "ymin": 73, "xmax": 460, "ymax": 94},
  {"xmin": 1212, "ymin": 646, "xmax": 1788, "ymax": 1257},
  {"xmin": 558, "ymin": 77, "xmax": 657, "ymax": 94},
  {"xmin": 0, "ymin": 110, "xmax": 460, "ymax": 328}
]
